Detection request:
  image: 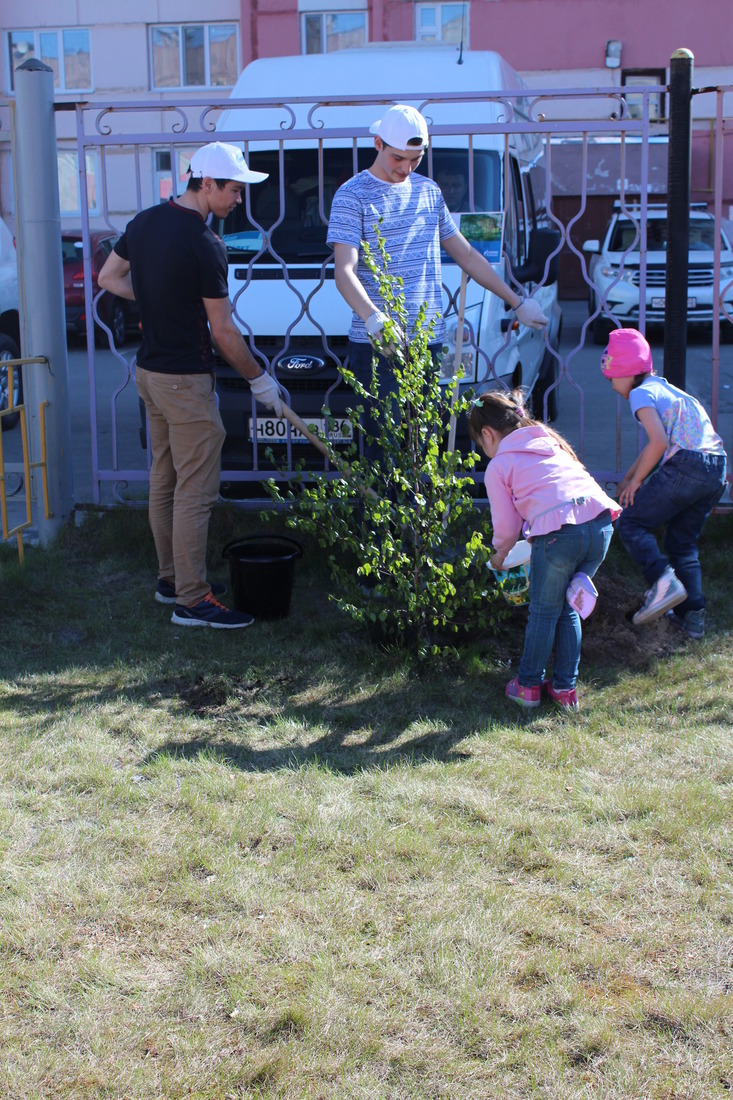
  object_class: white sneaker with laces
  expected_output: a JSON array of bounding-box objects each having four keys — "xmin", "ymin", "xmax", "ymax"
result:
[{"xmin": 632, "ymin": 566, "xmax": 687, "ymax": 625}]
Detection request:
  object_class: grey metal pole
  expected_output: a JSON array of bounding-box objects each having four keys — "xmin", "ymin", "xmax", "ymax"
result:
[
  {"xmin": 13, "ymin": 58, "xmax": 74, "ymax": 544},
  {"xmin": 664, "ymin": 48, "xmax": 693, "ymax": 390}
]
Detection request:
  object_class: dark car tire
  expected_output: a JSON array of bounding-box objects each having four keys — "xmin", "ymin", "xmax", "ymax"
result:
[
  {"xmin": 0, "ymin": 333, "xmax": 22, "ymax": 431},
  {"xmin": 96, "ymin": 297, "xmax": 127, "ymax": 348},
  {"xmin": 588, "ymin": 292, "xmax": 612, "ymax": 345},
  {"xmin": 592, "ymin": 314, "xmax": 612, "ymax": 346},
  {"xmin": 531, "ymin": 348, "xmax": 559, "ymax": 423}
]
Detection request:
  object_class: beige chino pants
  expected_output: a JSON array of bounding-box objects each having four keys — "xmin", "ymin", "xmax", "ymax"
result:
[{"xmin": 136, "ymin": 367, "xmax": 226, "ymax": 606}]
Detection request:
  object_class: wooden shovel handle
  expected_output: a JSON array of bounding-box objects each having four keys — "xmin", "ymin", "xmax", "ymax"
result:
[
  {"xmin": 279, "ymin": 402, "xmax": 379, "ymax": 502},
  {"xmin": 447, "ymin": 270, "xmax": 468, "ymax": 454},
  {"xmin": 281, "ymin": 403, "xmax": 332, "ymax": 459}
]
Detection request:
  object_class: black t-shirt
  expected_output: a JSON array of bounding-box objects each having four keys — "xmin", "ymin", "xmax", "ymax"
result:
[{"xmin": 115, "ymin": 198, "xmax": 229, "ymax": 374}]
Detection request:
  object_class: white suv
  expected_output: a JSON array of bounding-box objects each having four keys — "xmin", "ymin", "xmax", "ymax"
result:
[{"xmin": 583, "ymin": 203, "xmax": 733, "ymax": 345}]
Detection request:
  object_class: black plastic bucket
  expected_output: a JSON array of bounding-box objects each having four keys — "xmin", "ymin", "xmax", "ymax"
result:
[{"xmin": 222, "ymin": 534, "xmax": 303, "ymax": 620}]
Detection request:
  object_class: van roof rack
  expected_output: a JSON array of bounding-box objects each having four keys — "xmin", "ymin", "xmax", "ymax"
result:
[
  {"xmin": 611, "ymin": 200, "xmax": 709, "ymax": 213},
  {"xmin": 612, "ymin": 201, "xmax": 667, "ymax": 211}
]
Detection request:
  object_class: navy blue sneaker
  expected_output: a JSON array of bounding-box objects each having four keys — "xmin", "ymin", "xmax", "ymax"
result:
[
  {"xmin": 666, "ymin": 608, "xmax": 705, "ymax": 639},
  {"xmin": 171, "ymin": 593, "xmax": 253, "ymax": 629},
  {"xmin": 156, "ymin": 579, "xmax": 226, "ymax": 605}
]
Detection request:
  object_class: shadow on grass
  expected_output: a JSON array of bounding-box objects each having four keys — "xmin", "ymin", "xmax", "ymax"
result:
[
  {"xmin": 2, "ymin": 507, "xmax": 731, "ymax": 773},
  {"xmin": 141, "ymin": 725, "xmax": 478, "ymax": 774},
  {"xmin": 141, "ymin": 644, "xmax": 539, "ymax": 772},
  {"xmin": 3, "ymin": 656, "xmax": 547, "ymax": 771}
]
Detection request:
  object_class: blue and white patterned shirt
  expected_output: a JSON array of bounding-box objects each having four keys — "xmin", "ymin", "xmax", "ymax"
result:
[
  {"xmin": 630, "ymin": 375, "xmax": 726, "ymax": 462},
  {"xmin": 327, "ymin": 170, "xmax": 458, "ymax": 342}
]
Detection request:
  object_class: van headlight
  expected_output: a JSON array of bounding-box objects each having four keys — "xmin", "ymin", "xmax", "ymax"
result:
[{"xmin": 439, "ymin": 318, "xmax": 477, "ymax": 384}]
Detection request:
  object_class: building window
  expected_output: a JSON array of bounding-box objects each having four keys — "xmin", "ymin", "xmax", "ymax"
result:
[
  {"xmin": 150, "ymin": 24, "xmax": 238, "ymax": 89},
  {"xmin": 301, "ymin": 12, "xmax": 368, "ymax": 54},
  {"xmin": 7, "ymin": 29, "xmax": 91, "ymax": 92},
  {"xmin": 622, "ymin": 69, "xmax": 667, "ymax": 122},
  {"xmin": 415, "ymin": 3, "xmax": 468, "ymax": 45},
  {"xmin": 58, "ymin": 150, "xmax": 99, "ymax": 217},
  {"xmin": 154, "ymin": 148, "xmax": 198, "ymax": 202}
]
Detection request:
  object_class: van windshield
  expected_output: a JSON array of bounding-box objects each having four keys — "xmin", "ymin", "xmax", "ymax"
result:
[{"xmin": 217, "ymin": 147, "xmax": 502, "ymax": 262}]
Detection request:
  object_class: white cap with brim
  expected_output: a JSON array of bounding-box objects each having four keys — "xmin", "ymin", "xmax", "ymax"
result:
[
  {"xmin": 369, "ymin": 104, "xmax": 429, "ymax": 152},
  {"xmin": 189, "ymin": 141, "xmax": 268, "ymax": 184}
]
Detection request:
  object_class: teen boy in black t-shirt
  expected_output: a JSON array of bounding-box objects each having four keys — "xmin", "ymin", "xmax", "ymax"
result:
[{"xmin": 100, "ymin": 142, "xmax": 283, "ymax": 628}]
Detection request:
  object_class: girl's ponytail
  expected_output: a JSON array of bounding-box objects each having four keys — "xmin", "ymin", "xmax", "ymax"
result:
[{"xmin": 468, "ymin": 388, "xmax": 578, "ymax": 461}]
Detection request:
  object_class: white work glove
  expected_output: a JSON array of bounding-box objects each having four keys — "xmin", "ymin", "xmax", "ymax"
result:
[
  {"xmin": 514, "ymin": 296, "xmax": 548, "ymax": 330},
  {"xmin": 249, "ymin": 371, "xmax": 284, "ymax": 418},
  {"xmin": 365, "ymin": 310, "xmax": 405, "ymax": 358}
]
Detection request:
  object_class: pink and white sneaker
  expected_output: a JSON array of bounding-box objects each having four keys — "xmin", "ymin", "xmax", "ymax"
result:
[
  {"xmin": 505, "ymin": 677, "xmax": 541, "ymax": 709},
  {"xmin": 542, "ymin": 680, "xmax": 579, "ymax": 711}
]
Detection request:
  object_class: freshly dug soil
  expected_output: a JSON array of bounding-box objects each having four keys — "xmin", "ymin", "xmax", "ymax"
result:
[
  {"xmin": 495, "ymin": 571, "xmax": 683, "ymax": 669},
  {"xmin": 581, "ymin": 572, "xmax": 683, "ymax": 666}
]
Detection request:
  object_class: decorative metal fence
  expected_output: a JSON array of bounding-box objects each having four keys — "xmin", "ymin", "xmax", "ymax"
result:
[{"xmin": 8, "ymin": 79, "xmax": 733, "ymax": 507}]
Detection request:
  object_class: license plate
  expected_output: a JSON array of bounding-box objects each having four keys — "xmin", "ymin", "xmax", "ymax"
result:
[
  {"xmin": 652, "ymin": 296, "xmax": 696, "ymax": 309},
  {"xmin": 249, "ymin": 416, "xmax": 353, "ymax": 444}
]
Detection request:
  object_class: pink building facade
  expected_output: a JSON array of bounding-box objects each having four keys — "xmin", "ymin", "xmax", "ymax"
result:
[
  {"xmin": 1, "ymin": 0, "xmax": 730, "ymax": 231},
  {"xmin": 239, "ymin": 0, "xmax": 732, "ymax": 80},
  {"xmin": 235, "ymin": 0, "xmax": 733, "ymax": 244}
]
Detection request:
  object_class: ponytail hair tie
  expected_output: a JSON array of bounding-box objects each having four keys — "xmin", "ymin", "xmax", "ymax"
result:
[{"xmin": 516, "ymin": 406, "xmax": 526, "ymax": 418}]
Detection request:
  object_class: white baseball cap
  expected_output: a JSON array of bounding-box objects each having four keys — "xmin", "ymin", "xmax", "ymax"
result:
[
  {"xmin": 369, "ymin": 104, "xmax": 429, "ymax": 151},
  {"xmin": 188, "ymin": 141, "xmax": 268, "ymax": 184}
]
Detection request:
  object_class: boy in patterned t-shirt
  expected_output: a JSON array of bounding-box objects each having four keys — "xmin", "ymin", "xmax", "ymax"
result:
[
  {"xmin": 326, "ymin": 103, "xmax": 547, "ymax": 459},
  {"xmin": 601, "ymin": 327, "xmax": 727, "ymax": 636}
]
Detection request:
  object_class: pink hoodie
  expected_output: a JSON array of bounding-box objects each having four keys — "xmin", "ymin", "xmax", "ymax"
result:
[{"xmin": 484, "ymin": 425, "xmax": 620, "ymax": 559}]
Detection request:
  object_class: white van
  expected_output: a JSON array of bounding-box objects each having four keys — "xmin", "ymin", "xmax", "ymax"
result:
[{"xmin": 213, "ymin": 46, "xmax": 562, "ymax": 480}]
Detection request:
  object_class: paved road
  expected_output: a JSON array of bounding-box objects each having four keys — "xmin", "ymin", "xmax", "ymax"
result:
[{"xmin": 3, "ymin": 301, "xmax": 731, "ymax": 531}]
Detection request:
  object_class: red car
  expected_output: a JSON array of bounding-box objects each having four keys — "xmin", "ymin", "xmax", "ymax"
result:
[{"xmin": 63, "ymin": 229, "xmax": 138, "ymax": 347}]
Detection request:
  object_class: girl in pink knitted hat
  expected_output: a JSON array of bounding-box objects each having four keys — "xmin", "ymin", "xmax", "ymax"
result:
[{"xmin": 601, "ymin": 328, "xmax": 727, "ymax": 637}]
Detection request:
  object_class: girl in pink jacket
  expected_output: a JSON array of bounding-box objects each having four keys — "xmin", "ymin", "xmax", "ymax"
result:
[{"xmin": 469, "ymin": 390, "xmax": 620, "ymax": 711}]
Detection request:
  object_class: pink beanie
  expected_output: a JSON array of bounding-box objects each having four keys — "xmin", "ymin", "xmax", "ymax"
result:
[{"xmin": 600, "ymin": 328, "xmax": 653, "ymax": 378}]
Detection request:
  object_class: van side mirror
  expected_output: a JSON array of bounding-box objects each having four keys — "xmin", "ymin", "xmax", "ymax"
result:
[
  {"xmin": 512, "ymin": 227, "xmax": 561, "ymax": 286},
  {"xmin": 583, "ymin": 240, "xmax": 600, "ymax": 253}
]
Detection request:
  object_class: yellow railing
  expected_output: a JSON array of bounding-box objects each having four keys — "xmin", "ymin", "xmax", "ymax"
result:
[{"xmin": 0, "ymin": 356, "xmax": 50, "ymax": 563}]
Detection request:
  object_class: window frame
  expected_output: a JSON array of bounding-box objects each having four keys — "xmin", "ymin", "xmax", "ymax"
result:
[
  {"xmin": 6, "ymin": 27, "xmax": 92, "ymax": 93},
  {"xmin": 414, "ymin": 2, "xmax": 469, "ymax": 46},
  {"xmin": 621, "ymin": 68, "xmax": 667, "ymax": 123},
  {"xmin": 149, "ymin": 22, "xmax": 240, "ymax": 91},
  {"xmin": 57, "ymin": 148, "xmax": 101, "ymax": 219},
  {"xmin": 300, "ymin": 10, "xmax": 369, "ymax": 55},
  {"xmin": 153, "ymin": 147, "xmax": 198, "ymax": 203}
]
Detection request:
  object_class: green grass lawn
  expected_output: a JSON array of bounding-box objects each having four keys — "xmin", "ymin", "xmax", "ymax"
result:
[{"xmin": 0, "ymin": 507, "xmax": 731, "ymax": 1099}]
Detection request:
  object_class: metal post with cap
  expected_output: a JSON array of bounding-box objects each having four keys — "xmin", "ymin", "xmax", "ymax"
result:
[
  {"xmin": 12, "ymin": 58, "xmax": 74, "ymax": 544},
  {"xmin": 664, "ymin": 48, "xmax": 694, "ymax": 390}
]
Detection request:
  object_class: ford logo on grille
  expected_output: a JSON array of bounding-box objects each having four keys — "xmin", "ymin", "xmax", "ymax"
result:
[{"xmin": 278, "ymin": 355, "xmax": 324, "ymax": 372}]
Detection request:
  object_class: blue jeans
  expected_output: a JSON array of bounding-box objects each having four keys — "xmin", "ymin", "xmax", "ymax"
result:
[
  {"xmin": 615, "ymin": 449, "xmax": 727, "ymax": 614},
  {"xmin": 518, "ymin": 512, "xmax": 615, "ymax": 691},
  {"xmin": 348, "ymin": 339, "xmax": 443, "ymax": 463}
]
